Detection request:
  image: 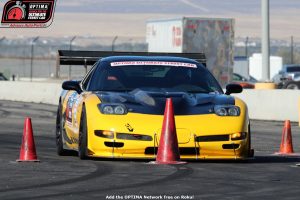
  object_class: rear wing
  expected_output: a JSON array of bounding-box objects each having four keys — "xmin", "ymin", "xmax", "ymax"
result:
[{"xmin": 56, "ymin": 50, "xmax": 206, "ymax": 78}]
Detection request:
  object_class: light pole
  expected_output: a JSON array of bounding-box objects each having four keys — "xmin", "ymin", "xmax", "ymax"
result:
[
  {"xmin": 262, "ymin": 0, "xmax": 270, "ymax": 81},
  {"xmin": 245, "ymin": 36, "xmax": 250, "ymax": 78},
  {"xmin": 30, "ymin": 36, "xmax": 39, "ymax": 82},
  {"xmin": 0, "ymin": 37, "xmax": 5, "ymax": 57},
  {"xmin": 69, "ymin": 36, "xmax": 76, "ymax": 80},
  {"xmin": 70, "ymin": 36, "xmax": 76, "ymax": 51},
  {"xmin": 291, "ymin": 36, "xmax": 294, "ymax": 64},
  {"xmin": 245, "ymin": 37, "xmax": 249, "ymax": 58},
  {"xmin": 112, "ymin": 36, "xmax": 118, "ymax": 52}
]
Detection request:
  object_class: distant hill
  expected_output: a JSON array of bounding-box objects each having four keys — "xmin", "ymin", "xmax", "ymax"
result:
[
  {"xmin": 0, "ymin": 0, "xmax": 299, "ymax": 39},
  {"xmin": 56, "ymin": 0, "xmax": 299, "ymax": 15}
]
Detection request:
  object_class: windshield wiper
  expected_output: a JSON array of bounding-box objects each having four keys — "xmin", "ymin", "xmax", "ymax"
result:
[
  {"xmin": 186, "ymin": 90, "xmax": 208, "ymax": 94},
  {"xmin": 95, "ymin": 88, "xmax": 133, "ymax": 92}
]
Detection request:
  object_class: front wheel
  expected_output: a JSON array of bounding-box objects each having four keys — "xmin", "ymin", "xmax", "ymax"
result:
[
  {"xmin": 247, "ymin": 123, "xmax": 254, "ymax": 157},
  {"xmin": 78, "ymin": 105, "xmax": 88, "ymax": 159},
  {"xmin": 56, "ymin": 103, "xmax": 71, "ymax": 156}
]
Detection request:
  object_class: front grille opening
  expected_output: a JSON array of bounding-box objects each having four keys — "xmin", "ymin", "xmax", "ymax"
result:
[
  {"xmin": 145, "ymin": 147, "xmax": 158, "ymax": 155},
  {"xmin": 145, "ymin": 147, "xmax": 199, "ymax": 155},
  {"xmin": 222, "ymin": 144, "xmax": 240, "ymax": 149},
  {"xmin": 104, "ymin": 141, "xmax": 124, "ymax": 148},
  {"xmin": 180, "ymin": 148, "xmax": 200, "ymax": 155},
  {"xmin": 117, "ymin": 133, "xmax": 153, "ymax": 141},
  {"xmin": 195, "ymin": 135, "xmax": 229, "ymax": 142}
]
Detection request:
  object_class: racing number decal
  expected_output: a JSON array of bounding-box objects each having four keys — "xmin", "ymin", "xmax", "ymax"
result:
[
  {"xmin": 73, "ymin": 96, "xmax": 83, "ymax": 128},
  {"xmin": 65, "ymin": 92, "xmax": 77, "ymax": 124}
]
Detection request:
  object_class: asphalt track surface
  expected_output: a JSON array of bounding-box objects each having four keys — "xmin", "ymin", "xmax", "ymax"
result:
[{"xmin": 1, "ymin": 100, "xmax": 300, "ymax": 200}]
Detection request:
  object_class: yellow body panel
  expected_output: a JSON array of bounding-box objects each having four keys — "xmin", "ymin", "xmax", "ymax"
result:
[{"xmin": 61, "ymin": 91, "xmax": 250, "ymax": 160}]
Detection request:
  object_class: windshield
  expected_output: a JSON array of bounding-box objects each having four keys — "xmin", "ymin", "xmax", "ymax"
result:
[
  {"xmin": 286, "ymin": 66, "xmax": 300, "ymax": 73},
  {"xmin": 87, "ymin": 61, "xmax": 223, "ymax": 94}
]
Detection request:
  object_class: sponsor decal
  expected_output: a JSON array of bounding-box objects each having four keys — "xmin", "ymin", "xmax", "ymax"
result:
[
  {"xmin": 73, "ymin": 95, "xmax": 83, "ymax": 128},
  {"xmin": 65, "ymin": 92, "xmax": 77, "ymax": 124},
  {"xmin": 110, "ymin": 61, "xmax": 197, "ymax": 68},
  {"xmin": 70, "ymin": 137, "xmax": 78, "ymax": 144},
  {"xmin": 1, "ymin": 0, "xmax": 56, "ymax": 28},
  {"xmin": 172, "ymin": 26, "xmax": 182, "ymax": 47}
]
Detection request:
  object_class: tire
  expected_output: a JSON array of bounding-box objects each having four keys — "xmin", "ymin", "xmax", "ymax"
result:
[
  {"xmin": 78, "ymin": 105, "xmax": 88, "ymax": 159},
  {"xmin": 285, "ymin": 81, "xmax": 300, "ymax": 90},
  {"xmin": 247, "ymin": 123, "xmax": 254, "ymax": 157},
  {"xmin": 56, "ymin": 103, "xmax": 70, "ymax": 156}
]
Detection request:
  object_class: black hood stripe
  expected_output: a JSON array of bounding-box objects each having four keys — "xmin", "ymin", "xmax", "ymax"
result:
[{"xmin": 95, "ymin": 90, "xmax": 235, "ymax": 115}]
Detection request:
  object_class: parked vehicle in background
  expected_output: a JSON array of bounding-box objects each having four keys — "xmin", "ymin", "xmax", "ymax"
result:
[
  {"xmin": 232, "ymin": 73, "xmax": 257, "ymax": 89},
  {"xmin": 248, "ymin": 76, "xmax": 258, "ymax": 83},
  {"xmin": 272, "ymin": 64, "xmax": 300, "ymax": 88},
  {"xmin": 0, "ymin": 73, "xmax": 8, "ymax": 81},
  {"xmin": 281, "ymin": 73, "xmax": 300, "ymax": 89}
]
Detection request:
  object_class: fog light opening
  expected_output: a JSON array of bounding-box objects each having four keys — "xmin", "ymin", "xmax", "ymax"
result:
[
  {"xmin": 231, "ymin": 132, "xmax": 246, "ymax": 141},
  {"xmin": 94, "ymin": 130, "xmax": 115, "ymax": 139}
]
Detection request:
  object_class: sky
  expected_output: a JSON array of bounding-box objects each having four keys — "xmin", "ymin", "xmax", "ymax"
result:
[{"xmin": 0, "ymin": 0, "xmax": 299, "ymax": 39}]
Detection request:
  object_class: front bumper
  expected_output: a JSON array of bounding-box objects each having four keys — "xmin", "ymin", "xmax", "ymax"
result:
[
  {"xmin": 87, "ymin": 131, "xmax": 249, "ymax": 160},
  {"xmin": 85, "ymin": 101, "xmax": 249, "ymax": 160}
]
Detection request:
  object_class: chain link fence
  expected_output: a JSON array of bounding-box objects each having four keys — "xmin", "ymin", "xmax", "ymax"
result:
[
  {"xmin": 0, "ymin": 36, "xmax": 147, "ymax": 80},
  {"xmin": 0, "ymin": 36, "xmax": 300, "ymax": 81},
  {"xmin": 234, "ymin": 36, "xmax": 300, "ymax": 64}
]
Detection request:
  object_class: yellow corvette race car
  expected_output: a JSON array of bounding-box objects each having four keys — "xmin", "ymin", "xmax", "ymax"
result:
[{"xmin": 56, "ymin": 51, "xmax": 252, "ymax": 160}]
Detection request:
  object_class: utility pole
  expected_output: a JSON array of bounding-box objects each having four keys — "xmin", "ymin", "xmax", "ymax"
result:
[
  {"xmin": 262, "ymin": 0, "xmax": 270, "ymax": 81},
  {"xmin": 30, "ymin": 36, "xmax": 39, "ymax": 82},
  {"xmin": 0, "ymin": 37, "xmax": 5, "ymax": 58},
  {"xmin": 112, "ymin": 36, "xmax": 118, "ymax": 52},
  {"xmin": 245, "ymin": 36, "xmax": 249, "ymax": 58},
  {"xmin": 245, "ymin": 37, "xmax": 250, "ymax": 79},
  {"xmin": 291, "ymin": 36, "xmax": 294, "ymax": 64},
  {"xmin": 69, "ymin": 36, "xmax": 76, "ymax": 80}
]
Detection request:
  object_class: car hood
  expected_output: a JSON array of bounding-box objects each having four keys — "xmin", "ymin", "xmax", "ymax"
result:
[{"xmin": 95, "ymin": 89, "xmax": 235, "ymax": 115}]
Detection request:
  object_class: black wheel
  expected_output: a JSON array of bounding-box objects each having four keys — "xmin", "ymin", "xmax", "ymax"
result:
[
  {"xmin": 285, "ymin": 81, "xmax": 300, "ymax": 90},
  {"xmin": 78, "ymin": 105, "xmax": 88, "ymax": 159},
  {"xmin": 247, "ymin": 123, "xmax": 254, "ymax": 157},
  {"xmin": 56, "ymin": 103, "xmax": 71, "ymax": 156}
]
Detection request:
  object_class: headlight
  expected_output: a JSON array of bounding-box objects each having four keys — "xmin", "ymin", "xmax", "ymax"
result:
[
  {"xmin": 214, "ymin": 105, "xmax": 240, "ymax": 116},
  {"xmin": 228, "ymin": 107, "xmax": 239, "ymax": 116},
  {"xmin": 103, "ymin": 106, "xmax": 114, "ymax": 114},
  {"xmin": 215, "ymin": 107, "xmax": 228, "ymax": 116},
  {"xmin": 114, "ymin": 105, "xmax": 126, "ymax": 114},
  {"xmin": 98, "ymin": 104, "xmax": 128, "ymax": 115}
]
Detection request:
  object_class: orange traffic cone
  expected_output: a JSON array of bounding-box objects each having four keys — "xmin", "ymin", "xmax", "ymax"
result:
[
  {"xmin": 154, "ymin": 98, "xmax": 186, "ymax": 164},
  {"xmin": 276, "ymin": 120, "xmax": 294, "ymax": 155},
  {"xmin": 17, "ymin": 118, "xmax": 39, "ymax": 162}
]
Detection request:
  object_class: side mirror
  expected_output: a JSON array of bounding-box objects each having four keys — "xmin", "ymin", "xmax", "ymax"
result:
[
  {"xmin": 62, "ymin": 81, "xmax": 82, "ymax": 94},
  {"xmin": 225, "ymin": 84, "xmax": 243, "ymax": 95}
]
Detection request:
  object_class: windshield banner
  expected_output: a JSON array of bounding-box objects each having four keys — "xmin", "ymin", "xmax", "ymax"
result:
[{"xmin": 110, "ymin": 61, "xmax": 197, "ymax": 68}]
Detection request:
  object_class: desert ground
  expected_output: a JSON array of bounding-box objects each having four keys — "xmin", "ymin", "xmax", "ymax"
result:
[{"xmin": 0, "ymin": 10, "xmax": 299, "ymax": 40}]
